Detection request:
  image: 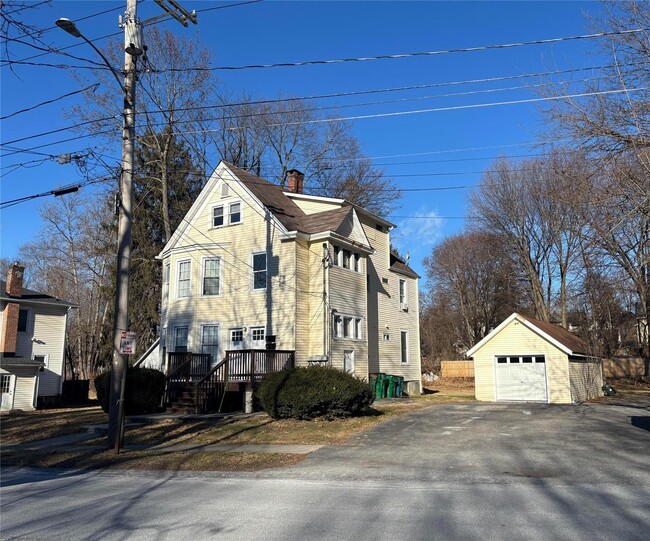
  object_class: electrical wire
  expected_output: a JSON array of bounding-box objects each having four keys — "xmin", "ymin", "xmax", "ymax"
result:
[
  {"xmin": 0, "ymin": 83, "xmax": 100, "ymax": 120},
  {"xmin": 152, "ymin": 28, "xmax": 650, "ymax": 72}
]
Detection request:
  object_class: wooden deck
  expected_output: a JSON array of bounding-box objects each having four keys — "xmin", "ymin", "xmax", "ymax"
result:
[{"xmin": 164, "ymin": 350, "xmax": 295, "ymax": 414}]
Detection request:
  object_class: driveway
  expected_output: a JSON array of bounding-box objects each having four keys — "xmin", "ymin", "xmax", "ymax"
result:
[
  {"xmin": 272, "ymin": 396, "xmax": 650, "ymax": 485},
  {"xmin": 1, "ymin": 397, "xmax": 649, "ymax": 540}
]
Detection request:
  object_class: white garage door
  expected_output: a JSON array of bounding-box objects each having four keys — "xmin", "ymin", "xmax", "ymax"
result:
[{"xmin": 495, "ymin": 355, "xmax": 547, "ymax": 402}]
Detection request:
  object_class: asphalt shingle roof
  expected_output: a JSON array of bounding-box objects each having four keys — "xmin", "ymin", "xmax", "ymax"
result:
[
  {"xmin": 1, "ymin": 280, "xmax": 76, "ymax": 308},
  {"xmin": 519, "ymin": 313, "xmax": 589, "ymax": 355}
]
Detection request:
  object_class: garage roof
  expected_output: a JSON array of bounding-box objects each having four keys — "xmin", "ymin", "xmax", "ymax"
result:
[{"xmin": 467, "ymin": 313, "xmax": 589, "ymax": 357}]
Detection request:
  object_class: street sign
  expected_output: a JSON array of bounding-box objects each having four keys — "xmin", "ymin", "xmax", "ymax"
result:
[{"xmin": 119, "ymin": 331, "xmax": 137, "ymax": 355}]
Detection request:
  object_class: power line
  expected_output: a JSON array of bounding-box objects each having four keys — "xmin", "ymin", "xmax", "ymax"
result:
[
  {"xmin": 3, "ymin": 66, "xmax": 624, "ymax": 149},
  {"xmin": 0, "ymin": 83, "xmax": 100, "ymax": 120},
  {"xmin": 152, "ymin": 28, "xmax": 650, "ymax": 72},
  {"xmin": 1, "ymin": 0, "xmax": 264, "ymax": 67}
]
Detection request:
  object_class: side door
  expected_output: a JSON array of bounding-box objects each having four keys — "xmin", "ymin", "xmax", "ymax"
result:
[{"xmin": 1, "ymin": 374, "xmax": 15, "ymax": 411}]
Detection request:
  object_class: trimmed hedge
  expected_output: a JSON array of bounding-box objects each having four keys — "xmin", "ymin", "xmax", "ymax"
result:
[
  {"xmin": 257, "ymin": 365, "xmax": 374, "ymax": 420},
  {"xmin": 95, "ymin": 367, "xmax": 165, "ymax": 415}
]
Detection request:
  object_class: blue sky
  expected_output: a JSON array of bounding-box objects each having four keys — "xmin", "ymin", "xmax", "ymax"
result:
[{"xmin": 1, "ymin": 0, "xmax": 606, "ymax": 280}]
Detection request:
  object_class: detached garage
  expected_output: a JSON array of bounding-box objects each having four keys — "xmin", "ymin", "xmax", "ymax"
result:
[{"xmin": 467, "ymin": 313, "xmax": 603, "ymax": 404}]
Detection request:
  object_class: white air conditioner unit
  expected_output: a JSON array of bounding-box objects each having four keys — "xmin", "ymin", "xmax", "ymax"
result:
[{"xmin": 400, "ymin": 303, "xmax": 408, "ymax": 311}]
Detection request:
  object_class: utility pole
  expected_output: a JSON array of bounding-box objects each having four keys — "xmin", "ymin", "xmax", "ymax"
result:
[{"xmin": 108, "ymin": 0, "xmax": 141, "ymax": 452}]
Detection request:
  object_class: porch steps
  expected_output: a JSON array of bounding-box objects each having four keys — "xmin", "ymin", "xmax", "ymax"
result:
[{"xmin": 165, "ymin": 386, "xmax": 198, "ymax": 414}]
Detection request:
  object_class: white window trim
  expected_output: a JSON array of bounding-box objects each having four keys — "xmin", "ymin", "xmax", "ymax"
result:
[
  {"xmin": 162, "ymin": 262, "xmax": 171, "ymax": 305},
  {"xmin": 201, "ymin": 256, "xmax": 223, "ymax": 297},
  {"xmin": 176, "ymin": 259, "xmax": 192, "ymax": 299},
  {"xmin": 33, "ymin": 353, "xmax": 49, "ymax": 369},
  {"xmin": 344, "ymin": 349, "xmax": 355, "ymax": 373},
  {"xmin": 400, "ymin": 329, "xmax": 409, "ymax": 364},
  {"xmin": 399, "ymin": 279, "xmax": 408, "ymax": 311},
  {"xmin": 251, "ymin": 251, "xmax": 268, "ymax": 292},
  {"xmin": 211, "ymin": 199, "xmax": 243, "ymax": 229},
  {"xmin": 333, "ymin": 313, "xmax": 364, "ymax": 341},
  {"xmin": 173, "ymin": 325, "xmax": 190, "ymax": 352},
  {"xmin": 199, "ymin": 322, "xmax": 221, "ymax": 363},
  {"xmin": 229, "ymin": 201, "xmax": 242, "ymax": 225},
  {"xmin": 332, "ymin": 244, "xmax": 362, "ymax": 274}
]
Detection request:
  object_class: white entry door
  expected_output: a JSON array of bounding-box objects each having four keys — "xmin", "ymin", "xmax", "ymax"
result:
[
  {"xmin": 495, "ymin": 355, "xmax": 547, "ymax": 402},
  {"xmin": 1, "ymin": 374, "xmax": 15, "ymax": 411}
]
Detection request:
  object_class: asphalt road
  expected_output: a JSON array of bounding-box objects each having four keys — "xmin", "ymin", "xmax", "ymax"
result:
[{"xmin": 2, "ymin": 398, "xmax": 649, "ymax": 540}]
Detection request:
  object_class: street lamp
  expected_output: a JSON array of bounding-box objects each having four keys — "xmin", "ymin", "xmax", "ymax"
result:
[
  {"xmin": 56, "ymin": 5, "xmax": 140, "ymax": 453},
  {"xmin": 55, "ymin": 18, "xmax": 125, "ymax": 91}
]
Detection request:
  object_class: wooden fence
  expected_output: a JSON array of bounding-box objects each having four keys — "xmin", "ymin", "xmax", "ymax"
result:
[
  {"xmin": 441, "ymin": 360, "xmax": 474, "ymax": 378},
  {"xmin": 602, "ymin": 357, "xmax": 648, "ymax": 378}
]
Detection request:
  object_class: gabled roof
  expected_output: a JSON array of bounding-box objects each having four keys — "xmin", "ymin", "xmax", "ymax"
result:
[
  {"xmin": 389, "ymin": 251, "xmax": 419, "ymax": 279},
  {"xmin": 466, "ymin": 312, "xmax": 589, "ymax": 357},
  {"xmin": 227, "ymin": 164, "xmax": 306, "ymax": 232},
  {"xmin": 0, "ymin": 280, "xmax": 77, "ymax": 309}
]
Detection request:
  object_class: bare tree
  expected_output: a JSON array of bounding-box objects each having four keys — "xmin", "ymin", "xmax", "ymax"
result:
[
  {"xmin": 19, "ymin": 193, "xmax": 113, "ymax": 380},
  {"xmin": 423, "ymin": 231, "xmax": 519, "ymax": 351}
]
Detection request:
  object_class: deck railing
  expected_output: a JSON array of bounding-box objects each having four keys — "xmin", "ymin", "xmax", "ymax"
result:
[
  {"xmin": 225, "ymin": 349, "xmax": 295, "ymax": 382},
  {"xmin": 164, "ymin": 350, "xmax": 295, "ymax": 413}
]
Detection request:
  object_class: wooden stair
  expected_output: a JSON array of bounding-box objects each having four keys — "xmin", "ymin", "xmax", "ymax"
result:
[{"xmin": 165, "ymin": 383, "xmax": 198, "ymax": 414}]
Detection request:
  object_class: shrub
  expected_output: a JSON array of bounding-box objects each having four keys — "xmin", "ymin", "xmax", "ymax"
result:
[
  {"xmin": 257, "ymin": 365, "xmax": 374, "ymax": 420},
  {"xmin": 95, "ymin": 367, "xmax": 165, "ymax": 415}
]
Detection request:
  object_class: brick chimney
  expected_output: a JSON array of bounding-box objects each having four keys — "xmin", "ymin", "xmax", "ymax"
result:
[
  {"xmin": 1, "ymin": 263, "xmax": 25, "ymax": 356},
  {"xmin": 286, "ymin": 169, "xmax": 304, "ymax": 194}
]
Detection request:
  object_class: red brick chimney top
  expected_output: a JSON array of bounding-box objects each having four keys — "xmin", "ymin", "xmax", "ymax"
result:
[
  {"xmin": 5, "ymin": 263, "xmax": 25, "ymax": 297},
  {"xmin": 286, "ymin": 169, "xmax": 304, "ymax": 194}
]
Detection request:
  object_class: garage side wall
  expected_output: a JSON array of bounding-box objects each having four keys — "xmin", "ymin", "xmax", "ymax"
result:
[
  {"xmin": 569, "ymin": 359, "xmax": 603, "ymax": 402},
  {"xmin": 472, "ymin": 319, "xmax": 572, "ymax": 404}
]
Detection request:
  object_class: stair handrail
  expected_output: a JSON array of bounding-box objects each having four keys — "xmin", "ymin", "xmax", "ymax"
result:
[{"xmin": 195, "ymin": 356, "xmax": 229, "ymax": 413}]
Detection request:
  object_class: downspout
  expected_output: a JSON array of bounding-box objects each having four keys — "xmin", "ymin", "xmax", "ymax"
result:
[{"xmin": 322, "ymin": 243, "xmax": 330, "ymax": 360}]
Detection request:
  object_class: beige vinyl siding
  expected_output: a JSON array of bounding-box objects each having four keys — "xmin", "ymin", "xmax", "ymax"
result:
[
  {"xmin": 569, "ymin": 359, "xmax": 603, "ymax": 402},
  {"xmin": 164, "ymin": 175, "xmax": 297, "ymax": 359},
  {"xmin": 329, "ymin": 259, "xmax": 368, "ymax": 379},
  {"xmin": 289, "ymin": 197, "xmax": 342, "ymax": 215},
  {"xmin": 360, "ymin": 217, "xmax": 421, "ymax": 388},
  {"xmin": 15, "ymin": 305, "xmax": 68, "ymax": 398},
  {"xmin": 1, "ymin": 367, "xmax": 38, "ymax": 410},
  {"xmin": 295, "ymin": 240, "xmax": 327, "ymax": 365},
  {"xmin": 472, "ymin": 319, "xmax": 572, "ymax": 404}
]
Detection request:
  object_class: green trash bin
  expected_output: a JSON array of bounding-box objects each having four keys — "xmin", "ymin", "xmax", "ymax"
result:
[
  {"xmin": 386, "ymin": 374, "xmax": 396, "ymax": 398},
  {"xmin": 369, "ymin": 374, "xmax": 377, "ymax": 396},
  {"xmin": 375, "ymin": 373, "xmax": 387, "ymax": 398},
  {"xmin": 393, "ymin": 376, "xmax": 404, "ymax": 398}
]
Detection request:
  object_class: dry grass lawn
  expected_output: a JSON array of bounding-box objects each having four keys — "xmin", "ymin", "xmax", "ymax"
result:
[
  {"xmin": 0, "ymin": 406, "xmax": 106, "ymax": 444},
  {"xmin": 1, "ymin": 385, "xmax": 475, "ymax": 471}
]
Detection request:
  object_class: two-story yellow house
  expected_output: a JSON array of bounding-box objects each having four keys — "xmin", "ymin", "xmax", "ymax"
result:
[{"xmin": 156, "ymin": 162, "xmax": 422, "ymax": 397}]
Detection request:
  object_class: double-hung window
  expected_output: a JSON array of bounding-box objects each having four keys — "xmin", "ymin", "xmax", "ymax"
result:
[
  {"xmin": 175, "ymin": 327, "xmax": 188, "ymax": 353},
  {"xmin": 177, "ymin": 260, "xmax": 191, "ymax": 298},
  {"xmin": 213, "ymin": 206, "xmax": 224, "ymax": 227},
  {"xmin": 201, "ymin": 325, "xmax": 219, "ymax": 364},
  {"xmin": 229, "ymin": 202, "xmax": 241, "ymax": 224},
  {"xmin": 333, "ymin": 315, "xmax": 363, "ymax": 340},
  {"xmin": 399, "ymin": 279, "xmax": 408, "ymax": 310},
  {"xmin": 332, "ymin": 245, "xmax": 361, "ymax": 272},
  {"xmin": 202, "ymin": 257, "xmax": 221, "ymax": 296},
  {"xmin": 252, "ymin": 252, "xmax": 267, "ymax": 290},
  {"xmin": 212, "ymin": 201, "xmax": 242, "ymax": 227}
]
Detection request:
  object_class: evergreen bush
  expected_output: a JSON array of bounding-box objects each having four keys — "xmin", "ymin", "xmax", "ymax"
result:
[
  {"xmin": 257, "ymin": 365, "xmax": 374, "ymax": 420},
  {"xmin": 95, "ymin": 367, "xmax": 165, "ymax": 415}
]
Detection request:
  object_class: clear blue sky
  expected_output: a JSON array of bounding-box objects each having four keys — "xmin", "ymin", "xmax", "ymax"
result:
[{"xmin": 1, "ymin": 0, "xmax": 605, "ymax": 280}]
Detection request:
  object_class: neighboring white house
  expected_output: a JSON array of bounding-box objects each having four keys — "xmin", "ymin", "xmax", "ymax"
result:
[
  {"xmin": 0, "ymin": 264, "xmax": 76, "ymax": 410},
  {"xmin": 467, "ymin": 312, "xmax": 603, "ymax": 404},
  {"xmin": 153, "ymin": 162, "xmax": 422, "ymax": 394}
]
